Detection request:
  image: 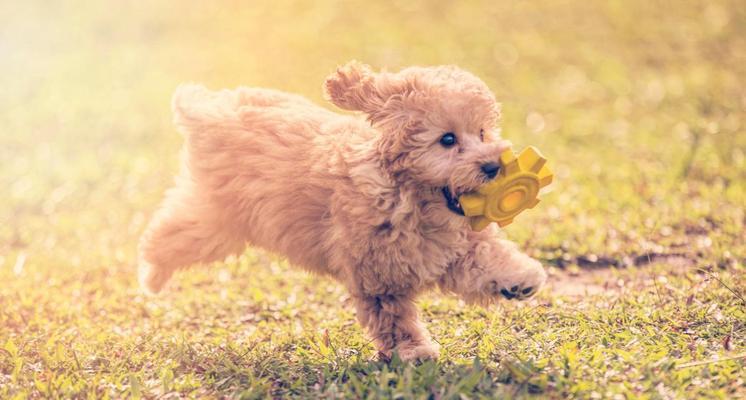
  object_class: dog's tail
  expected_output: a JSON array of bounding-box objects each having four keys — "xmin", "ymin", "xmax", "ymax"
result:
[{"xmin": 170, "ymin": 84, "xmax": 242, "ymax": 137}]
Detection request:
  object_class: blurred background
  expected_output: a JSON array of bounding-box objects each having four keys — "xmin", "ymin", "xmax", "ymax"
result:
[
  {"xmin": 0, "ymin": 0, "xmax": 744, "ymax": 397},
  {"xmin": 1, "ymin": 0, "xmax": 743, "ymax": 271}
]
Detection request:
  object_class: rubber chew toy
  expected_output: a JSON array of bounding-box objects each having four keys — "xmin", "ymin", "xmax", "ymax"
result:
[{"xmin": 459, "ymin": 146, "xmax": 553, "ymax": 231}]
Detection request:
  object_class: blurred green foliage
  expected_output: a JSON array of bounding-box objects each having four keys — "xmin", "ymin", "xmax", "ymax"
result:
[{"xmin": 0, "ymin": 0, "xmax": 743, "ymax": 398}]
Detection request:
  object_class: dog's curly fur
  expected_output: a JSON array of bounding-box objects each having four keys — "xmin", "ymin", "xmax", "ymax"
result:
[{"xmin": 138, "ymin": 61, "xmax": 547, "ymax": 361}]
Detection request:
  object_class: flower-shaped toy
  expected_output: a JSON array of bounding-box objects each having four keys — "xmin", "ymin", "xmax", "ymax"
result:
[{"xmin": 459, "ymin": 146, "xmax": 553, "ymax": 231}]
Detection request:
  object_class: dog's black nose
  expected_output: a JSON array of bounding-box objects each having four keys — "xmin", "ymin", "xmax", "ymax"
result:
[{"xmin": 481, "ymin": 162, "xmax": 500, "ymax": 179}]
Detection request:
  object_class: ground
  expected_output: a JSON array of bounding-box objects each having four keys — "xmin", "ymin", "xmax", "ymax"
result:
[{"xmin": 0, "ymin": 1, "xmax": 744, "ymax": 398}]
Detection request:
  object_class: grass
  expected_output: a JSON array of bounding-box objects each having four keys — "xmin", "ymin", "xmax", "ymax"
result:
[{"xmin": 1, "ymin": 0, "xmax": 744, "ymax": 398}]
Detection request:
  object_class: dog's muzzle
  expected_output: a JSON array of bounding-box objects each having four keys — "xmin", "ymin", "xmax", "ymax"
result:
[{"xmin": 442, "ymin": 187, "xmax": 464, "ymax": 216}]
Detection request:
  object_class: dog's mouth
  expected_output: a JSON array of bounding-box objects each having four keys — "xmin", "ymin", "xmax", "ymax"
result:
[{"xmin": 442, "ymin": 187, "xmax": 465, "ymax": 216}]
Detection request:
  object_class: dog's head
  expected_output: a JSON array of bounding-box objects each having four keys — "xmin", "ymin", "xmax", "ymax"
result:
[{"xmin": 324, "ymin": 61, "xmax": 509, "ymax": 216}]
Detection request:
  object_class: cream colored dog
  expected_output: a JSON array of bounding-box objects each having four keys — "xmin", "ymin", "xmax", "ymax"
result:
[{"xmin": 138, "ymin": 61, "xmax": 547, "ymax": 361}]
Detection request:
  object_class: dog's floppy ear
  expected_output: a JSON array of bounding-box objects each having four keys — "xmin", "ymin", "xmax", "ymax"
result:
[{"xmin": 324, "ymin": 61, "xmax": 390, "ymax": 115}]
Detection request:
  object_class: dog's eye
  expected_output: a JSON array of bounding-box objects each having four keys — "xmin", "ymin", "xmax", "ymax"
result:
[
  {"xmin": 440, "ymin": 132, "xmax": 457, "ymax": 147},
  {"xmin": 480, "ymin": 129, "xmax": 485, "ymax": 142}
]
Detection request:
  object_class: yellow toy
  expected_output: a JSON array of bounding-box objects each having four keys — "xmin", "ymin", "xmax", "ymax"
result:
[{"xmin": 459, "ymin": 146, "xmax": 553, "ymax": 231}]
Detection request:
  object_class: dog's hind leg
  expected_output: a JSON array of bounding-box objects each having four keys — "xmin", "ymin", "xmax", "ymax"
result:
[{"xmin": 137, "ymin": 187, "xmax": 245, "ymax": 294}]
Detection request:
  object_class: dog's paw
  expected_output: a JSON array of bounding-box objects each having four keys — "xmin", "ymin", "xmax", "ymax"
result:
[
  {"xmin": 138, "ymin": 260, "xmax": 173, "ymax": 295},
  {"xmin": 485, "ymin": 259, "xmax": 547, "ymax": 301},
  {"xmin": 487, "ymin": 281, "xmax": 538, "ymax": 300},
  {"xmin": 394, "ymin": 340, "xmax": 440, "ymax": 362}
]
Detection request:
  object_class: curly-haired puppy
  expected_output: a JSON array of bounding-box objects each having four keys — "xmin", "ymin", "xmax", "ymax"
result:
[{"xmin": 138, "ymin": 61, "xmax": 547, "ymax": 361}]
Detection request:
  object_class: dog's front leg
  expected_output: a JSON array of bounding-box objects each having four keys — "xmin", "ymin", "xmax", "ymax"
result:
[
  {"xmin": 440, "ymin": 229, "xmax": 547, "ymax": 304},
  {"xmin": 352, "ymin": 293, "xmax": 439, "ymax": 362}
]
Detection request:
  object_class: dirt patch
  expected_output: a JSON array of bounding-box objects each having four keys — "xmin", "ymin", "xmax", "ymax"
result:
[
  {"xmin": 546, "ymin": 255, "xmax": 696, "ymax": 298},
  {"xmin": 546, "ymin": 268, "xmax": 613, "ymax": 297}
]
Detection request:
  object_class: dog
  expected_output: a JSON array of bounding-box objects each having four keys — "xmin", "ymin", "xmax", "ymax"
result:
[{"xmin": 138, "ymin": 61, "xmax": 547, "ymax": 361}]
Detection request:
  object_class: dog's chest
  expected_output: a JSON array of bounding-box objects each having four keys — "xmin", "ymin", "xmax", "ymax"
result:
[{"xmin": 353, "ymin": 207, "xmax": 470, "ymax": 293}]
